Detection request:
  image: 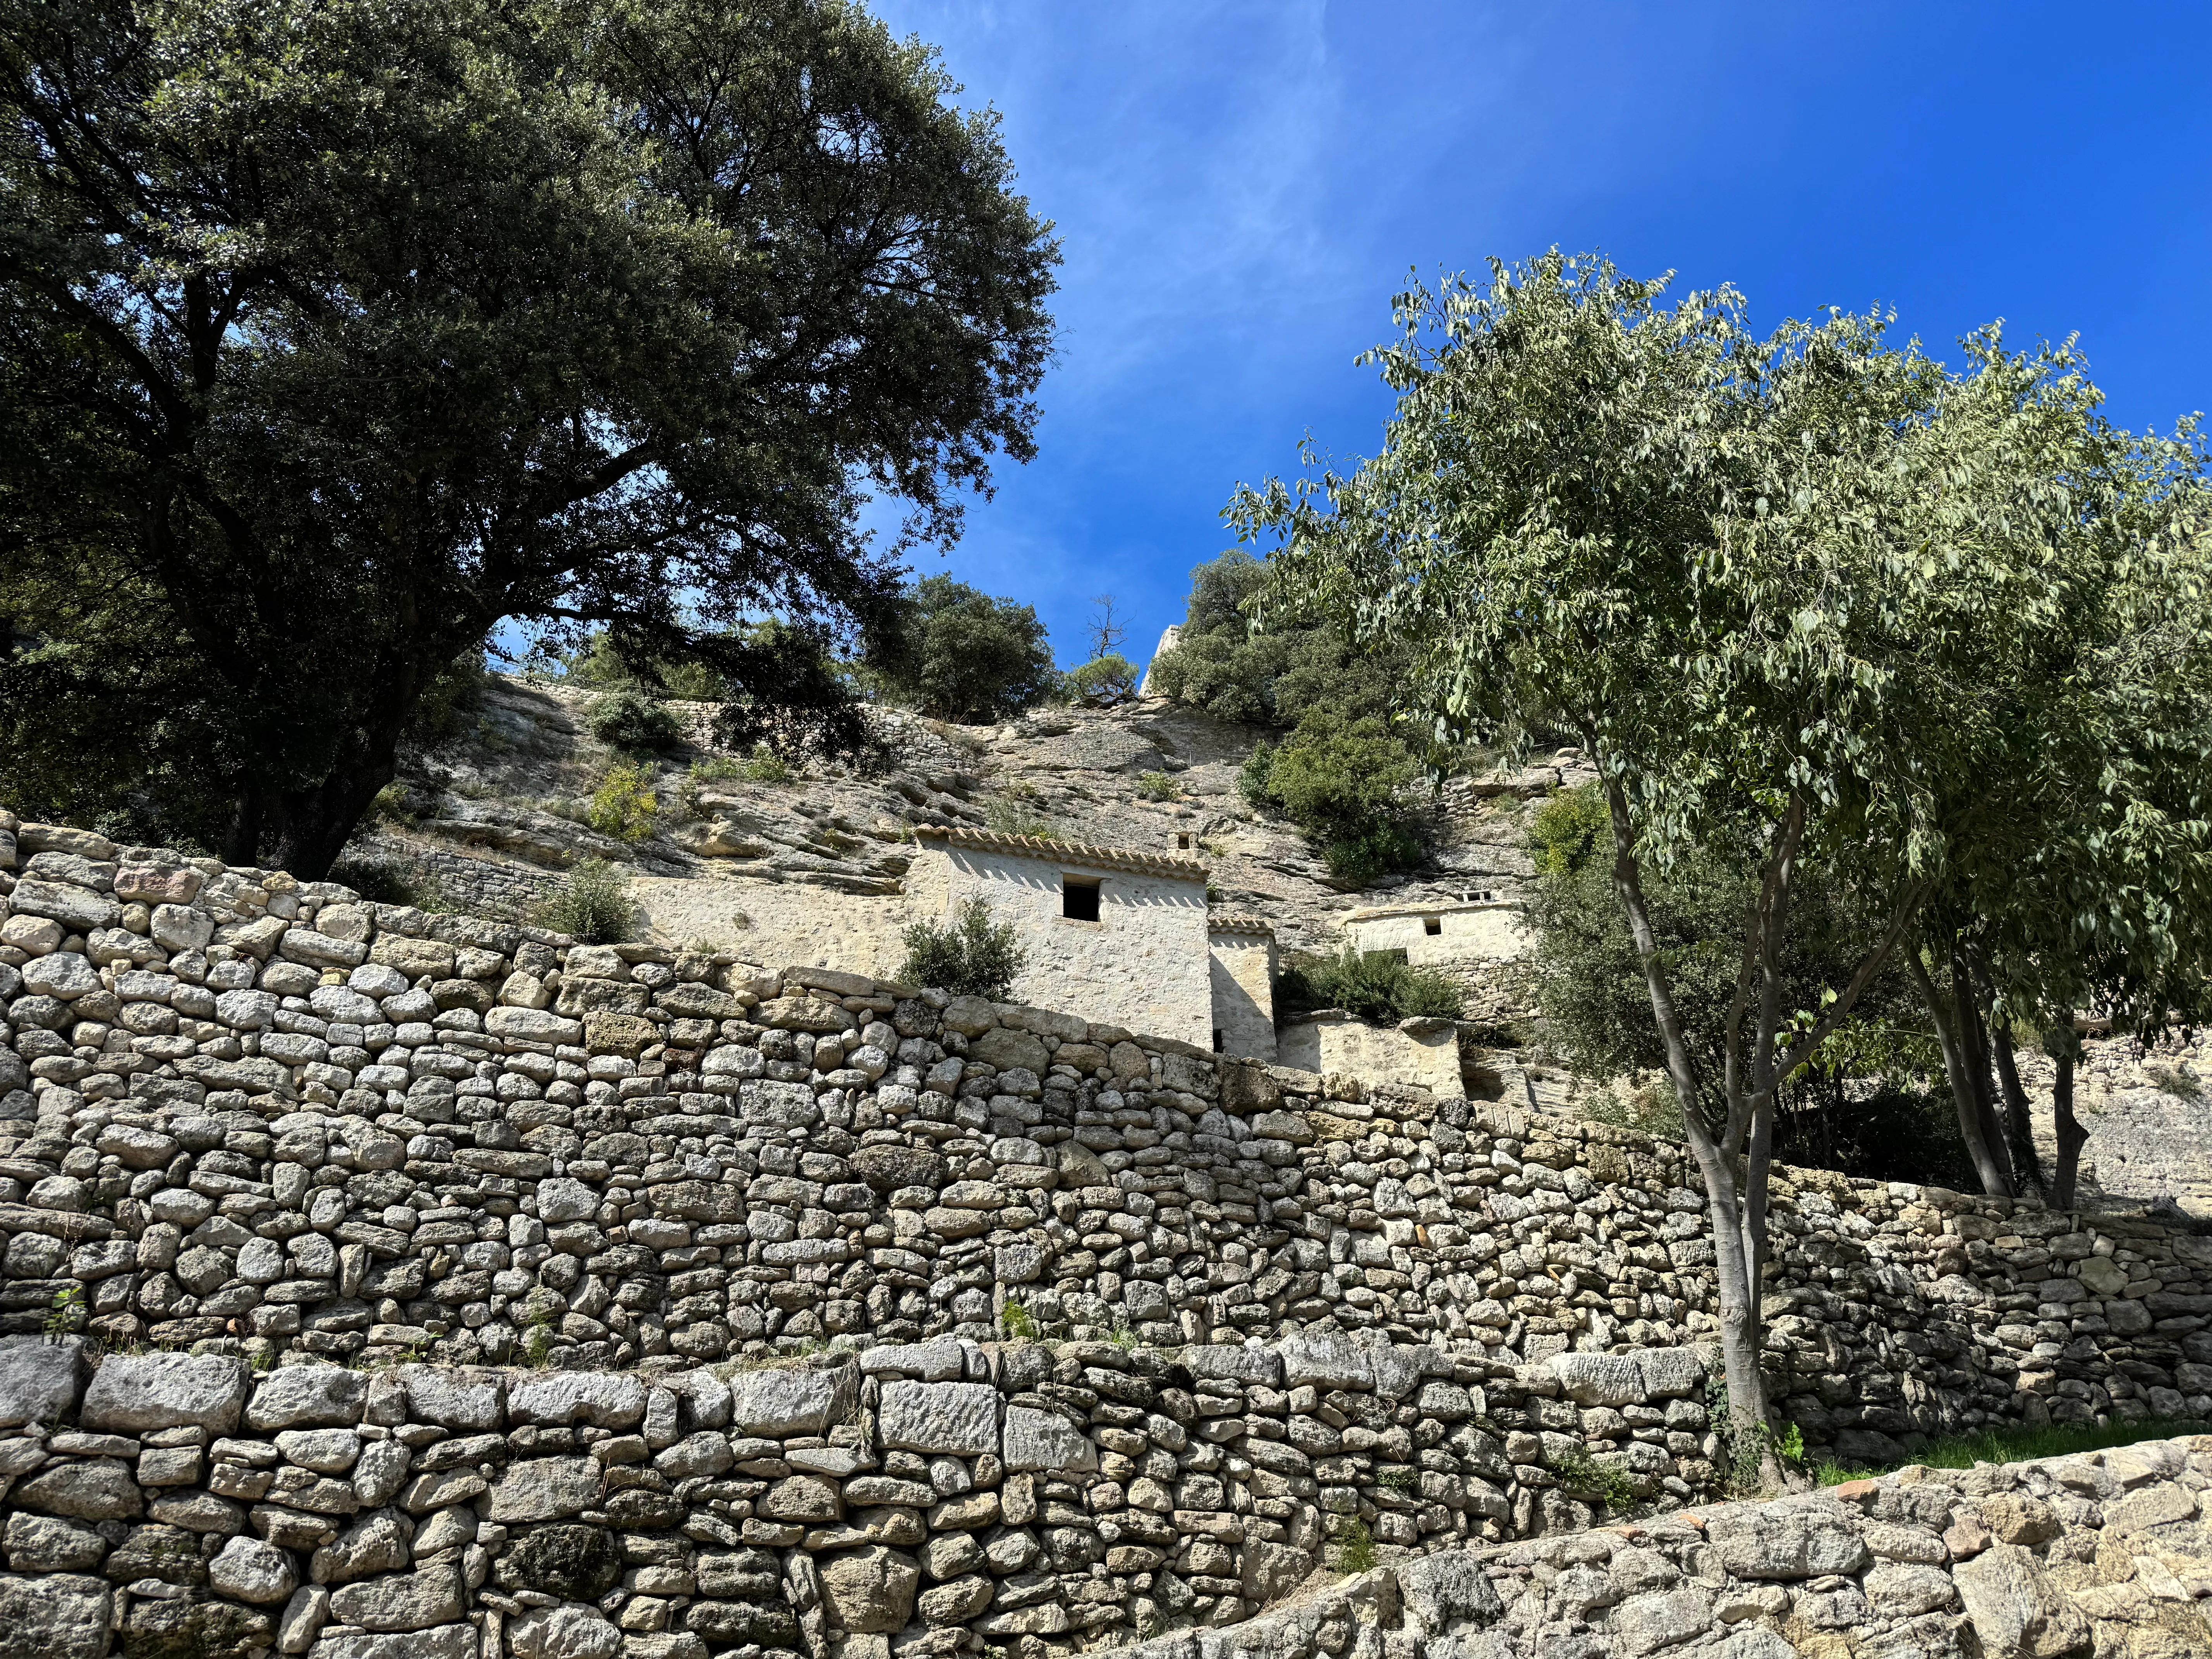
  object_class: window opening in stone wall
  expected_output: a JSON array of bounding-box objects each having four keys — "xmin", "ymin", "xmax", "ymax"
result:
[
  {"xmin": 1061, "ymin": 876, "xmax": 1101, "ymax": 922},
  {"xmin": 1176, "ymin": 833, "xmax": 1191, "ymax": 850},
  {"xmin": 1212, "ymin": 1028, "xmax": 1223, "ymax": 1052},
  {"xmin": 1423, "ymin": 916, "xmax": 1441, "ymax": 936}
]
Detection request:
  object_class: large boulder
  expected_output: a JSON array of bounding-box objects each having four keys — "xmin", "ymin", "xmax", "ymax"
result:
[
  {"xmin": 0, "ymin": 1570, "xmax": 109, "ymax": 1659},
  {"xmin": 81, "ymin": 1351, "xmax": 248, "ymax": 1434},
  {"xmin": 0, "ymin": 1335, "xmax": 82, "ymax": 1427}
]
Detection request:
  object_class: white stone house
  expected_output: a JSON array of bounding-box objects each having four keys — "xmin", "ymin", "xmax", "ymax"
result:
[
  {"xmin": 1341, "ymin": 896, "xmax": 1529, "ymax": 970},
  {"xmin": 907, "ymin": 826, "xmax": 1275, "ymax": 1057}
]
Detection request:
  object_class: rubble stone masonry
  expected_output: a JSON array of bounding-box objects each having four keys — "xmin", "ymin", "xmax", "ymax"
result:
[{"xmin": 1, "ymin": 810, "xmax": 2209, "ymax": 1659}]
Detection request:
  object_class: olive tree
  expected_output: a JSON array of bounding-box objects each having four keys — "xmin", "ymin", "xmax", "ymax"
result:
[
  {"xmin": 0, "ymin": 0, "xmax": 1057, "ymax": 873},
  {"xmin": 1230, "ymin": 252, "xmax": 2191, "ymax": 1482}
]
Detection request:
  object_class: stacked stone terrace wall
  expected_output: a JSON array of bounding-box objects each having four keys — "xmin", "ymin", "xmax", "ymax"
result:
[{"xmin": 5, "ymin": 816, "xmax": 2212, "ymax": 1656}]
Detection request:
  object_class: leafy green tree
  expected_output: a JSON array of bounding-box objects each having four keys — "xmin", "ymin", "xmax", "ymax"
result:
[
  {"xmin": 1147, "ymin": 549, "xmax": 1403, "ymax": 727},
  {"xmin": 1241, "ymin": 709, "xmax": 1422, "ymax": 884},
  {"xmin": 862, "ymin": 574, "xmax": 1058, "ymax": 722},
  {"xmin": 1062, "ymin": 653, "xmax": 1138, "ymax": 707},
  {"xmin": 0, "ymin": 0, "xmax": 1058, "ymax": 876},
  {"xmin": 899, "ymin": 896, "xmax": 1026, "ymax": 1000},
  {"xmin": 587, "ymin": 692, "xmax": 683, "ymax": 756},
  {"xmin": 1233, "ymin": 251, "xmax": 2200, "ymax": 1482}
]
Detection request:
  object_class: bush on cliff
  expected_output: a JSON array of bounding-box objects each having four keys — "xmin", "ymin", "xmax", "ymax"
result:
[
  {"xmin": 537, "ymin": 859, "xmax": 635, "ymax": 945},
  {"xmin": 862, "ymin": 576, "xmax": 1059, "ymax": 725},
  {"xmin": 1240, "ymin": 710, "xmax": 1424, "ymax": 885},
  {"xmin": 900, "ymin": 898, "xmax": 1026, "ymax": 1001}
]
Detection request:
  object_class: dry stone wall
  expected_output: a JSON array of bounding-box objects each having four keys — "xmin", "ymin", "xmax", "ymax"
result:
[
  {"xmin": 1089, "ymin": 1431, "xmax": 2212, "ymax": 1659},
  {"xmin": 5, "ymin": 817, "xmax": 2212, "ymax": 1656}
]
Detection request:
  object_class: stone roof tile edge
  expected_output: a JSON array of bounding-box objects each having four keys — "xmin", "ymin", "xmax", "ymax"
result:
[
  {"xmin": 912, "ymin": 824, "xmax": 1207, "ymax": 881},
  {"xmin": 1206, "ymin": 915, "xmax": 1276, "ymax": 936}
]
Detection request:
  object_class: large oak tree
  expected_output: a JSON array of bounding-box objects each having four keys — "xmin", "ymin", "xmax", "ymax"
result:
[{"xmin": 0, "ymin": 0, "xmax": 1057, "ymax": 874}]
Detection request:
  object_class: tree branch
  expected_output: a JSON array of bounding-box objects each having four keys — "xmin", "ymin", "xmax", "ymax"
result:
[{"xmin": 1750, "ymin": 876, "xmax": 1934, "ymax": 1115}]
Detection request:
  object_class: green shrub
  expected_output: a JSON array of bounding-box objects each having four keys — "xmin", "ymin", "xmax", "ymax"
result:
[
  {"xmin": 899, "ymin": 897, "xmax": 1026, "ymax": 1000},
  {"xmin": 861, "ymin": 574, "xmax": 1058, "ymax": 723},
  {"xmin": 984, "ymin": 787, "xmax": 1053, "ymax": 838},
  {"xmin": 330, "ymin": 854, "xmax": 429, "ymax": 907},
  {"xmin": 589, "ymin": 690, "xmax": 681, "ymax": 753},
  {"xmin": 741, "ymin": 748, "xmax": 794, "ymax": 783},
  {"xmin": 589, "ymin": 763, "xmax": 659, "ymax": 842},
  {"xmin": 537, "ymin": 858, "xmax": 634, "ymax": 943},
  {"xmin": 1278, "ymin": 946, "xmax": 1463, "ymax": 1024},
  {"xmin": 1064, "ymin": 653, "xmax": 1137, "ymax": 707},
  {"xmin": 1136, "ymin": 769, "xmax": 1180, "ymax": 801},
  {"xmin": 1333, "ymin": 1518, "xmax": 1377, "ymax": 1574},
  {"xmin": 1241, "ymin": 709, "xmax": 1424, "ymax": 885},
  {"xmin": 1529, "ymin": 782, "xmax": 1609, "ymax": 876}
]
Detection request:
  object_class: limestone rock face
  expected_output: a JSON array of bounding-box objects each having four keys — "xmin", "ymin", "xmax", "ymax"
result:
[
  {"xmin": 247, "ymin": 1365, "xmax": 368, "ymax": 1431},
  {"xmin": 81, "ymin": 1351, "xmax": 248, "ymax": 1434},
  {"xmin": 0, "ymin": 1569, "xmax": 109, "ymax": 1659},
  {"xmin": 13, "ymin": 1459, "xmax": 142, "ymax": 1521},
  {"xmin": 483, "ymin": 1456, "xmax": 602, "ymax": 1523},
  {"xmin": 726, "ymin": 1366, "xmax": 853, "ymax": 1437},
  {"xmin": 1001, "ymin": 1407, "xmax": 1095, "ymax": 1473},
  {"xmin": 1706, "ymin": 1505, "xmax": 1873, "ymax": 1580},
  {"xmin": 0, "ymin": 1336, "xmax": 82, "ymax": 1428},
  {"xmin": 819, "ymin": 1545, "xmax": 921, "ymax": 1633},
  {"xmin": 1954, "ymin": 1544, "xmax": 2094, "ymax": 1659},
  {"xmin": 328, "ymin": 1563, "xmax": 466, "ymax": 1632}
]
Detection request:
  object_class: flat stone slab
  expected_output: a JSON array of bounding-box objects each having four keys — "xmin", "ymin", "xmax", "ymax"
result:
[
  {"xmin": 82, "ymin": 1351, "xmax": 248, "ymax": 1434},
  {"xmin": 878, "ymin": 1380, "xmax": 998, "ymax": 1456}
]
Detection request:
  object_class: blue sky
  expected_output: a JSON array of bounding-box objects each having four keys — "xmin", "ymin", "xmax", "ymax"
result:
[{"xmin": 865, "ymin": 0, "xmax": 2212, "ymax": 672}]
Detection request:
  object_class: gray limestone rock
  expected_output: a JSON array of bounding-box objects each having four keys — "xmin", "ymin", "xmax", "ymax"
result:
[
  {"xmin": 1867, "ymin": 1562, "xmax": 1960, "ymax": 1617},
  {"xmin": 307, "ymin": 1625, "xmax": 477, "ymax": 1659},
  {"xmin": 1550, "ymin": 1352, "xmax": 1645, "ymax": 1408},
  {"xmin": 1279, "ymin": 1333, "xmax": 1372, "ymax": 1391},
  {"xmin": 1002, "ymin": 1406, "xmax": 1096, "ymax": 1473},
  {"xmin": 507, "ymin": 1604, "xmax": 623, "ymax": 1659},
  {"xmin": 248, "ymin": 1364, "xmax": 369, "ymax": 1430},
  {"xmin": 1705, "ymin": 1504, "xmax": 1872, "ymax": 1580},
  {"xmin": 483, "ymin": 1455, "xmax": 603, "ymax": 1523},
  {"xmin": 278, "ymin": 1584, "xmax": 330, "ymax": 1655},
  {"xmin": 1954, "ymin": 1543, "xmax": 2092, "ymax": 1659},
  {"xmin": 211, "ymin": 1533, "xmax": 301, "ymax": 1604},
  {"xmin": 1610, "ymin": 1588, "xmax": 1712, "ymax": 1657},
  {"xmin": 820, "ymin": 1545, "xmax": 921, "ymax": 1633},
  {"xmin": 507, "ymin": 1370, "xmax": 646, "ymax": 1429},
  {"xmin": 311, "ymin": 1510, "xmax": 413, "ymax": 1586},
  {"xmin": 0, "ymin": 1512, "xmax": 106, "ymax": 1572},
  {"xmin": 878, "ymin": 1380, "xmax": 997, "ymax": 1455},
  {"xmin": 1396, "ymin": 1551, "xmax": 1506, "ymax": 1631},
  {"xmin": 13, "ymin": 1458, "xmax": 142, "ymax": 1520},
  {"xmin": 398, "ymin": 1365, "xmax": 506, "ymax": 1432},
  {"xmin": 81, "ymin": 1350, "xmax": 248, "ymax": 1434},
  {"xmin": 328, "ymin": 1563, "xmax": 467, "ymax": 1632},
  {"xmin": 727, "ymin": 1365, "xmax": 854, "ymax": 1436},
  {"xmin": 0, "ymin": 1334, "xmax": 82, "ymax": 1427}
]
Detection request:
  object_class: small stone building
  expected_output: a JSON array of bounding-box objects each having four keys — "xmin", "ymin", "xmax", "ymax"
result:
[
  {"xmin": 907, "ymin": 826, "xmax": 1275, "ymax": 1058},
  {"xmin": 1341, "ymin": 895, "xmax": 1529, "ymax": 970}
]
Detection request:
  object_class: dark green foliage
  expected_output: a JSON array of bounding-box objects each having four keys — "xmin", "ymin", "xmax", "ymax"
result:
[
  {"xmin": 1147, "ymin": 550, "xmax": 1406, "ymax": 728},
  {"xmin": 537, "ymin": 859, "xmax": 634, "ymax": 944},
  {"xmin": 899, "ymin": 897, "xmax": 1026, "ymax": 1000},
  {"xmin": 863, "ymin": 575, "xmax": 1058, "ymax": 723},
  {"xmin": 0, "ymin": 0, "xmax": 1057, "ymax": 876},
  {"xmin": 329, "ymin": 855, "xmax": 430, "ymax": 907},
  {"xmin": 1063, "ymin": 653, "xmax": 1137, "ymax": 707},
  {"xmin": 1240, "ymin": 709, "xmax": 1424, "ymax": 884},
  {"xmin": 588, "ymin": 692, "xmax": 682, "ymax": 755},
  {"xmin": 1278, "ymin": 947, "xmax": 1463, "ymax": 1023},
  {"xmin": 1520, "ymin": 791, "xmax": 1965, "ymax": 1185}
]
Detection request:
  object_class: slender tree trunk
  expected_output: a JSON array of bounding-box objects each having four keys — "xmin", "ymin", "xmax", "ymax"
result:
[
  {"xmin": 1950, "ymin": 952, "xmax": 2017, "ymax": 1194},
  {"xmin": 1908, "ymin": 950, "xmax": 2012, "ymax": 1197},
  {"xmin": 2050, "ymin": 1014, "xmax": 2089, "ymax": 1211},
  {"xmin": 1988, "ymin": 1029, "xmax": 2043, "ymax": 1194},
  {"xmin": 1596, "ymin": 775, "xmax": 1773, "ymax": 1482}
]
